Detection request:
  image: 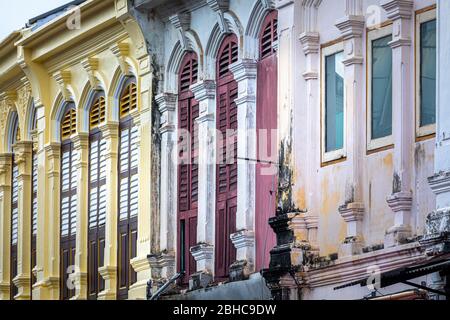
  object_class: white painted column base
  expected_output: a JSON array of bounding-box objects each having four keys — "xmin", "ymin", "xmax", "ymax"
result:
[
  {"xmin": 339, "ymin": 202, "xmax": 364, "ymax": 257},
  {"xmin": 385, "ymin": 192, "xmax": 413, "ymax": 248}
]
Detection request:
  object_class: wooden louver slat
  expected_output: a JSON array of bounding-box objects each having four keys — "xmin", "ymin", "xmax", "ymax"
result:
[
  {"xmin": 61, "ymin": 108, "xmax": 77, "ymax": 140},
  {"xmin": 260, "ymin": 12, "xmax": 278, "ymax": 60},
  {"xmin": 120, "ymin": 83, "xmax": 138, "ymax": 118},
  {"xmin": 90, "ymin": 96, "xmax": 106, "ymax": 130}
]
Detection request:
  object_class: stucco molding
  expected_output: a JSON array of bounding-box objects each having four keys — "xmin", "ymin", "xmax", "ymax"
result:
[
  {"xmin": 155, "ymin": 93, "xmax": 177, "ymax": 134},
  {"xmin": 428, "ymin": 171, "xmax": 450, "ymax": 196},
  {"xmin": 381, "ymin": 0, "xmax": 414, "ymax": 20},
  {"xmin": 386, "ymin": 191, "xmax": 413, "ymax": 213},
  {"xmin": 53, "ymin": 70, "xmax": 72, "ymax": 102},
  {"xmin": 335, "ymin": 15, "xmax": 365, "ymax": 40},
  {"xmin": 169, "ymin": 12, "xmax": 191, "ymax": 51},
  {"xmin": 111, "ymin": 42, "xmax": 131, "ymax": 75},
  {"xmin": 302, "ymin": 242, "xmax": 425, "ymax": 288},
  {"xmin": 299, "ymin": 32, "xmax": 320, "ymax": 56},
  {"xmin": 207, "ymin": 0, "xmax": 230, "ymax": 33}
]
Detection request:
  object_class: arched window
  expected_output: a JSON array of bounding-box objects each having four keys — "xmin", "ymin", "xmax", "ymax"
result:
[
  {"xmin": 10, "ymin": 112, "xmax": 20, "ymax": 299},
  {"xmin": 117, "ymin": 78, "xmax": 139, "ymax": 300},
  {"xmin": 215, "ymin": 34, "xmax": 239, "ymax": 280},
  {"xmin": 177, "ymin": 52, "xmax": 199, "ymax": 283},
  {"xmin": 31, "ymin": 106, "xmax": 38, "ymax": 290},
  {"xmin": 88, "ymin": 93, "xmax": 107, "ymax": 299},
  {"xmin": 256, "ymin": 10, "xmax": 279, "ymax": 272},
  {"xmin": 60, "ymin": 104, "xmax": 77, "ymax": 300}
]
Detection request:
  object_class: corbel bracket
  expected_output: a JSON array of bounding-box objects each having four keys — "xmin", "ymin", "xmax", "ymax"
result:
[
  {"xmin": 53, "ymin": 71, "xmax": 72, "ymax": 101},
  {"xmin": 111, "ymin": 42, "xmax": 130, "ymax": 75},
  {"xmin": 81, "ymin": 57, "xmax": 100, "ymax": 89},
  {"xmin": 207, "ymin": 0, "xmax": 230, "ymax": 33},
  {"xmin": 169, "ymin": 12, "xmax": 191, "ymax": 51}
]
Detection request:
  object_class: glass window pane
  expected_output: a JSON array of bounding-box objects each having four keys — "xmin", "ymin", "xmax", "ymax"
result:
[
  {"xmin": 372, "ymin": 35, "xmax": 392, "ymax": 140},
  {"xmin": 420, "ymin": 19, "xmax": 437, "ymax": 127},
  {"xmin": 325, "ymin": 51, "xmax": 345, "ymax": 152}
]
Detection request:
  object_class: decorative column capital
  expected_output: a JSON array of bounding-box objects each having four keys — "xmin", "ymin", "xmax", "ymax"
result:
[
  {"xmin": 190, "ymin": 243, "xmax": 214, "ymax": 262},
  {"xmin": 229, "ymin": 59, "xmax": 258, "ymax": 82},
  {"xmin": 190, "ymin": 80, "xmax": 216, "ymax": 102},
  {"xmin": 44, "ymin": 143, "xmax": 61, "ymax": 160},
  {"xmin": 339, "ymin": 202, "xmax": 365, "ymax": 223},
  {"xmin": 386, "ymin": 191, "xmax": 413, "ymax": 213},
  {"xmin": 335, "ymin": 15, "xmax": 365, "ymax": 39},
  {"xmin": 275, "ymin": 0, "xmax": 294, "ymax": 10},
  {"xmin": 155, "ymin": 93, "xmax": 177, "ymax": 114},
  {"xmin": 156, "ymin": 93, "xmax": 177, "ymax": 134},
  {"xmin": 230, "ymin": 230, "xmax": 255, "ymax": 250},
  {"xmin": 99, "ymin": 121, "xmax": 119, "ymax": 139},
  {"xmin": 72, "ymin": 132, "xmax": 89, "ymax": 151},
  {"xmin": 381, "ymin": 0, "xmax": 414, "ymax": 20},
  {"xmin": 299, "ymin": 32, "xmax": 320, "ymax": 55}
]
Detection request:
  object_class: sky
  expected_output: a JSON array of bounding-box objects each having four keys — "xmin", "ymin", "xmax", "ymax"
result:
[{"xmin": 0, "ymin": 0, "xmax": 69, "ymax": 41}]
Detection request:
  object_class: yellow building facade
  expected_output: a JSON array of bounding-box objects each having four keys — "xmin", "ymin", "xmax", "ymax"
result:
[{"xmin": 0, "ymin": 0, "xmax": 156, "ymax": 300}]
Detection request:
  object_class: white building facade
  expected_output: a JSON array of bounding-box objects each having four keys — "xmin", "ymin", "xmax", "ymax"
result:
[{"xmin": 129, "ymin": 0, "xmax": 449, "ymax": 300}]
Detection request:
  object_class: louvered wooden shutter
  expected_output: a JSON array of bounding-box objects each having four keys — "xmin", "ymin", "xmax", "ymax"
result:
[
  {"xmin": 60, "ymin": 141, "xmax": 77, "ymax": 300},
  {"xmin": 88, "ymin": 128, "xmax": 107, "ymax": 299},
  {"xmin": 256, "ymin": 10, "xmax": 279, "ymax": 271},
  {"xmin": 177, "ymin": 53, "xmax": 199, "ymax": 281},
  {"xmin": 215, "ymin": 34, "xmax": 239, "ymax": 279},
  {"xmin": 90, "ymin": 96, "xmax": 106, "ymax": 130},
  {"xmin": 260, "ymin": 11, "xmax": 278, "ymax": 60},
  {"xmin": 10, "ymin": 161, "xmax": 19, "ymax": 299},
  {"xmin": 117, "ymin": 117, "xmax": 139, "ymax": 300},
  {"xmin": 31, "ymin": 151, "xmax": 38, "ymax": 286},
  {"xmin": 120, "ymin": 83, "xmax": 138, "ymax": 118},
  {"xmin": 61, "ymin": 108, "xmax": 77, "ymax": 140}
]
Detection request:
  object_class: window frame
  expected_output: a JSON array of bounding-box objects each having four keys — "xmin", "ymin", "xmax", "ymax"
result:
[
  {"xmin": 367, "ymin": 23, "xmax": 394, "ymax": 152},
  {"xmin": 321, "ymin": 40, "xmax": 347, "ymax": 164},
  {"xmin": 415, "ymin": 6, "xmax": 437, "ymax": 139}
]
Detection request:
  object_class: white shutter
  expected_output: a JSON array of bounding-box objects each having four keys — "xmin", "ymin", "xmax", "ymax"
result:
[
  {"xmin": 11, "ymin": 164, "xmax": 19, "ymax": 245},
  {"xmin": 32, "ymin": 152, "xmax": 38, "ymax": 236}
]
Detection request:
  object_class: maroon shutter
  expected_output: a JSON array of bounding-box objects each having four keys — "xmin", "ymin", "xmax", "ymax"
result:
[
  {"xmin": 60, "ymin": 106, "xmax": 77, "ymax": 300},
  {"xmin": 88, "ymin": 99, "xmax": 107, "ymax": 300},
  {"xmin": 177, "ymin": 52, "xmax": 199, "ymax": 283},
  {"xmin": 256, "ymin": 11, "xmax": 278, "ymax": 272},
  {"xmin": 117, "ymin": 81, "xmax": 139, "ymax": 300},
  {"xmin": 215, "ymin": 34, "xmax": 238, "ymax": 280}
]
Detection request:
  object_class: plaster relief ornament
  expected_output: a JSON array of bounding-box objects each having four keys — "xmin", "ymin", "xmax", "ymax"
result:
[{"xmin": 17, "ymin": 84, "xmax": 32, "ymax": 126}]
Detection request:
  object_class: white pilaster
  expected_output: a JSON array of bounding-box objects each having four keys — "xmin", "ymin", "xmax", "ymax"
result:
[
  {"xmin": 335, "ymin": 9, "xmax": 366, "ymax": 256},
  {"xmin": 382, "ymin": 0, "xmax": 414, "ymax": 247},
  {"xmin": 229, "ymin": 59, "xmax": 257, "ymax": 273},
  {"xmin": 190, "ymin": 80, "xmax": 217, "ymax": 277},
  {"xmin": 152, "ymin": 93, "xmax": 178, "ymax": 281}
]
